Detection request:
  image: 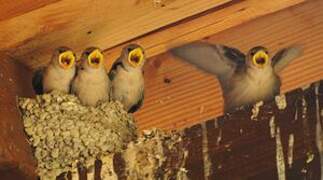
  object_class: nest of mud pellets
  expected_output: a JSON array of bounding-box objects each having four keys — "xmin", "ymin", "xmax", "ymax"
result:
[{"xmin": 18, "ymin": 91, "xmax": 137, "ymax": 179}]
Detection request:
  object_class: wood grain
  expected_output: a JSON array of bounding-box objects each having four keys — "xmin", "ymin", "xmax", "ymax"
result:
[
  {"xmin": 104, "ymin": 0, "xmax": 305, "ymax": 69},
  {"xmin": 134, "ymin": 0, "xmax": 323, "ymax": 131},
  {"xmin": 182, "ymin": 82, "xmax": 322, "ymax": 179},
  {"xmin": 0, "ymin": 0, "xmax": 231, "ymax": 69}
]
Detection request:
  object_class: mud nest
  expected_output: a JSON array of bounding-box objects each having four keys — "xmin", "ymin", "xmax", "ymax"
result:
[{"xmin": 18, "ymin": 91, "xmax": 137, "ymax": 179}]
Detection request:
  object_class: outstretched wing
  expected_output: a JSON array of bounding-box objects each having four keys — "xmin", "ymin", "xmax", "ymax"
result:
[
  {"xmin": 272, "ymin": 46, "xmax": 303, "ymax": 73},
  {"xmin": 170, "ymin": 41, "xmax": 245, "ymax": 81},
  {"xmin": 32, "ymin": 69, "xmax": 44, "ymax": 95}
]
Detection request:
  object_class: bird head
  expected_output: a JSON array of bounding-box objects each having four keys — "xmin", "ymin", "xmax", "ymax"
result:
[
  {"xmin": 80, "ymin": 47, "xmax": 104, "ymax": 70},
  {"xmin": 247, "ymin": 46, "xmax": 270, "ymax": 69},
  {"xmin": 52, "ymin": 47, "xmax": 76, "ymax": 70},
  {"xmin": 122, "ymin": 44, "xmax": 145, "ymax": 69}
]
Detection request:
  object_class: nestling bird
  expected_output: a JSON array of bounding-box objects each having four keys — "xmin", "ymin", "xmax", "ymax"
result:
[
  {"xmin": 32, "ymin": 47, "xmax": 77, "ymax": 94},
  {"xmin": 71, "ymin": 47, "xmax": 110, "ymax": 106},
  {"xmin": 171, "ymin": 41, "xmax": 302, "ymax": 111},
  {"xmin": 109, "ymin": 44, "xmax": 145, "ymax": 113}
]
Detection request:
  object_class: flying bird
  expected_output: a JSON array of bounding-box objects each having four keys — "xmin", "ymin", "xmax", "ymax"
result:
[
  {"xmin": 109, "ymin": 44, "xmax": 145, "ymax": 113},
  {"xmin": 171, "ymin": 41, "xmax": 302, "ymax": 111},
  {"xmin": 71, "ymin": 47, "xmax": 110, "ymax": 106},
  {"xmin": 32, "ymin": 47, "xmax": 76, "ymax": 94}
]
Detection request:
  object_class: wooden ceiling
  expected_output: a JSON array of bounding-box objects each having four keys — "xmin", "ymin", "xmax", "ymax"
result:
[
  {"xmin": 134, "ymin": 0, "xmax": 323, "ymax": 131},
  {"xmin": 0, "ymin": 0, "xmax": 303, "ymax": 70}
]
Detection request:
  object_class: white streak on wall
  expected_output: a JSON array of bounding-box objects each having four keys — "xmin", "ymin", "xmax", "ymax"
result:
[
  {"xmin": 275, "ymin": 94, "xmax": 287, "ymax": 110},
  {"xmin": 217, "ymin": 129, "xmax": 222, "ymax": 146},
  {"xmin": 214, "ymin": 118, "xmax": 218, "ymax": 129},
  {"xmin": 276, "ymin": 127, "xmax": 286, "ymax": 180},
  {"xmin": 201, "ymin": 122, "xmax": 212, "ymax": 179},
  {"xmin": 251, "ymin": 101, "xmax": 263, "ymax": 121},
  {"xmin": 294, "ymin": 108, "xmax": 298, "ymax": 121},
  {"xmin": 287, "ymin": 134, "xmax": 294, "ymax": 168},
  {"xmin": 314, "ymin": 82, "xmax": 323, "ymax": 178},
  {"xmin": 101, "ymin": 154, "xmax": 118, "ymax": 180},
  {"xmin": 269, "ymin": 116, "xmax": 276, "ymax": 138},
  {"xmin": 176, "ymin": 150, "xmax": 189, "ymax": 180}
]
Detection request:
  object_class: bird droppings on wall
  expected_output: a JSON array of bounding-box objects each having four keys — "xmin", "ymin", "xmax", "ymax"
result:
[
  {"xmin": 269, "ymin": 116, "xmax": 276, "ymax": 138},
  {"xmin": 18, "ymin": 91, "xmax": 137, "ymax": 179},
  {"xmin": 119, "ymin": 129, "xmax": 188, "ymax": 179},
  {"xmin": 201, "ymin": 122, "xmax": 212, "ymax": 179},
  {"xmin": 275, "ymin": 94, "xmax": 287, "ymax": 110},
  {"xmin": 275, "ymin": 127, "xmax": 286, "ymax": 180},
  {"xmin": 251, "ymin": 101, "xmax": 263, "ymax": 121},
  {"xmin": 100, "ymin": 154, "xmax": 118, "ymax": 179},
  {"xmin": 287, "ymin": 134, "xmax": 294, "ymax": 168}
]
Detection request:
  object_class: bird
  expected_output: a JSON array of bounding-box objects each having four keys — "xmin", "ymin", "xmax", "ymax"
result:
[
  {"xmin": 32, "ymin": 47, "xmax": 77, "ymax": 94},
  {"xmin": 109, "ymin": 44, "xmax": 145, "ymax": 113},
  {"xmin": 170, "ymin": 41, "xmax": 302, "ymax": 111},
  {"xmin": 71, "ymin": 47, "xmax": 110, "ymax": 106}
]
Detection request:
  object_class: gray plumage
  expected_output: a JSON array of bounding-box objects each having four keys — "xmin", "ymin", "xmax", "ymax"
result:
[
  {"xmin": 71, "ymin": 47, "xmax": 110, "ymax": 106},
  {"xmin": 32, "ymin": 47, "xmax": 76, "ymax": 94},
  {"xmin": 109, "ymin": 44, "xmax": 145, "ymax": 113},
  {"xmin": 170, "ymin": 41, "xmax": 302, "ymax": 111}
]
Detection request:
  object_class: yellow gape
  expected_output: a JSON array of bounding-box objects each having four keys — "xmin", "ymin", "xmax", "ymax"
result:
[
  {"xmin": 252, "ymin": 50, "xmax": 269, "ymax": 68},
  {"xmin": 88, "ymin": 49, "xmax": 103, "ymax": 69},
  {"xmin": 128, "ymin": 48, "xmax": 144, "ymax": 68},
  {"xmin": 58, "ymin": 51, "xmax": 75, "ymax": 69}
]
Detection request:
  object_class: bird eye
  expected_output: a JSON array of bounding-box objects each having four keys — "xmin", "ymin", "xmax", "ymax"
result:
[{"xmin": 127, "ymin": 47, "xmax": 134, "ymax": 52}]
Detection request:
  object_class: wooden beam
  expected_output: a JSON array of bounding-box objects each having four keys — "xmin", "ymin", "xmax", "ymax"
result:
[
  {"xmin": 134, "ymin": 0, "xmax": 323, "ymax": 131},
  {"xmin": 0, "ymin": 54, "xmax": 36, "ymax": 179},
  {"xmin": 0, "ymin": 0, "xmax": 231, "ymax": 69},
  {"xmin": 104, "ymin": 0, "xmax": 305, "ymax": 69},
  {"xmin": 0, "ymin": 0, "xmax": 59, "ymax": 21}
]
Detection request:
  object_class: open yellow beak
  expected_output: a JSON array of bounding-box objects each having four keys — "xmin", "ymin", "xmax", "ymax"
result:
[
  {"xmin": 88, "ymin": 49, "xmax": 103, "ymax": 69},
  {"xmin": 128, "ymin": 48, "xmax": 144, "ymax": 68},
  {"xmin": 252, "ymin": 50, "xmax": 269, "ymax": 68},
  {"xmin": 58, "ymin": 51, "xmax": 75, "ymax": 69}
]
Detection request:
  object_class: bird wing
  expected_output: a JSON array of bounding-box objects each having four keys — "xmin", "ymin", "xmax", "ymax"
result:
[
  {"xmin": 128, "ymin": 90, "xmax": 144, "ymax": 113},
  {"xmin": 32, "ymin": 69, "xmax": 44, "ymax": 94},
  {"xmin": 170, "ymin": 42, "xmax": 245, "ymax": 81},
  {"xmin": 272, "ymin": 46, "xmax": 303, "ymax": 73},
  {"xmin": 108, "ymin": 58, "xmax": 123, "ymax": 81}
]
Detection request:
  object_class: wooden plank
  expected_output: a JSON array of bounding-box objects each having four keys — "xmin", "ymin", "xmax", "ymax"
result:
[
  {"xmin": 0, "ymin": 55, "xmax": 36, "ymax": 179},
  {"xmin": 104, "ymin": 0, "xmax": 305, "ymax": 69},
  {"xmin": 181, "ymin": 81, "xmax": 322, "ymax": 179},
  {"xmin": 134, "ymin": 0, "xmax": 323, "ymax": 131},
  {"xmin": 0, "ymin": 0, "xmax": 59, "ymax": 21},
  {"xmin": 0, "ymin": 0, "xmax": 231, "ymax": 69}
]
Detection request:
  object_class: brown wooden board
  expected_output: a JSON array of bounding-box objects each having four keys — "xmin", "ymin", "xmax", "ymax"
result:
[{"xmin": 134, "ymin": 0, "xmax": 323, "ymax": 131}]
